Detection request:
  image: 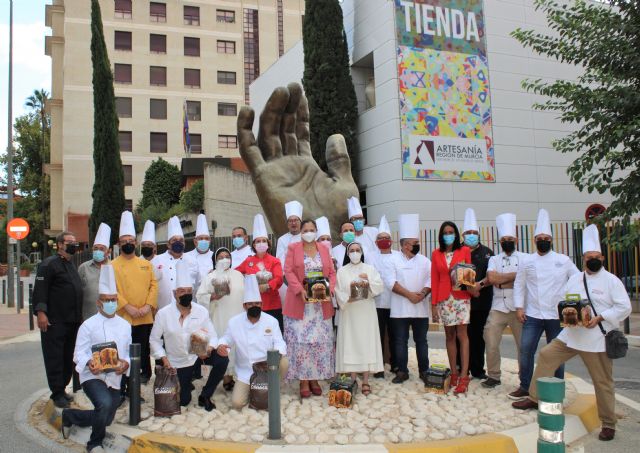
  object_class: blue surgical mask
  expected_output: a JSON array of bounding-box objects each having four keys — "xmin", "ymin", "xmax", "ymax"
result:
[
  {"xmin": 443, "ymin": 234, "xmax": 456, "ymax": 246},
  {"xmin": 102, "ymin": 300, "xmax": 118, "ymax": 316},
  {"xmin": 343, "ymin": 231, "xmax": 356, "ymax": 244},
  {"xmin": 93, "ymin": 250, "xmax": 105, "ymax": 263},
  {"xmin": 196, "ymin": 240, "xmax": 210, "ymax": 252},
  {"xmin": 232, "ymin": 237, "xmax": 245, "ymax": 249},
  {"xmin": 464, "ymin": 234, "xmax": 479, "ymax": 247},
  {"xmin": 353, "ymin": 219, "xmax": 365, "ymax": 232}
]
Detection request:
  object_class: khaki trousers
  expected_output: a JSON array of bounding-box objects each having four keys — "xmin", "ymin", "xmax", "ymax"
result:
[
  {"xmin": 231, "ymin": 357, "xmax": 289, "ymax": 410},
  {"xmin": 529, "ymin": 339, "xmax": 616, "ymax": 429},
  {"xmin": 483, "ymin": 310, "xmax": 523, "ymax": 380}
]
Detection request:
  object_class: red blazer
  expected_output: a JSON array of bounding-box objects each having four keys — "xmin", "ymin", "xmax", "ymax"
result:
[
  {"xmin": 283, "ymin": 241, "xmax": 336, "ymax": 320},
  {"xmin": 430, "ymin": 246, "xmax": 472, "ymax": 305},
  {"xmin": 235, "ymin": 253, "xmax": 283, "ymax": 311}
]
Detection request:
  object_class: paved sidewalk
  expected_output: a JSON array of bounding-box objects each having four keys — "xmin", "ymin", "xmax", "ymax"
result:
[{"xmin": 0, "ymin": 305, "xmax": 33, "ymax": 340}]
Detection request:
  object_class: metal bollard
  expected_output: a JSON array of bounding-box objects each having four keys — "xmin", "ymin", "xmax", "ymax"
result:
[
  {"xmin": 2, "ymin": 279, "xmax": 5, "ymax": 304},
  {"xmin": 537, "ymin": 377, "xmax": 565, "ymax": 453},
  {"xmin": 28, "ymin": 284, "xmax": 34, "ymax": 331},
  {"xmin": 129, "ymin": 343, "xmax": 141, "ymax": 426},
  {"xmin": 18, "ymin": 280, "xmax": 24, "ymax": 312},
  {"xmin": 267, "ymin": 349, "xmax": 281, "ymax": 440}
]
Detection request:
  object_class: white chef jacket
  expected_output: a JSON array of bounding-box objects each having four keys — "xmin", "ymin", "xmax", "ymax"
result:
[
  {"xmin": 150, "ymin": 302, "xmax": 219, "ymax": 369},
  {"xmin": 219, "ymin": 312, "xmax": 287, "ymax": 385},
  {"xmin": 231, "ymin": 245, "xmax": 254, "ymax": 270},
  {"xmin": 74, "ymin": 313, "xmax": 131, "ymax": 388},
  {"xmin": 372, "ymin": 250, "xmax": 401, "ymax": 309},
  {"xmin": 149, "ymin": 254, "xmax": 163, "ymax": 282},
  {"xmin": 514, "ymin": 251, "xmax": 580, "ymax": 319},
  {"xmin": 153, "ymin": 252, "xmax": 198, "ymax": 310},
  {"xmin": 333, "ymin": 240, "xmax": 377, "ymax": 271},
  {"xmin": 354, "ymin": 226, "xmax": 379, "ymax": 263},
  {"xmin": 332, "ymin": 243, "xmax": 347, "ymax": 270},
  {"xmin": 388, "ymin": 252, "xmax": 432, "ymax": 318},
  {"xmin": 556, "ymin": 270, "xmax": 631, "ymax": 352},
  {"xmin": 487, "ymin": 251, "xmax": 525, "ymax": 313},
  {"xmin": 275, "ymin": 232, "xmax": 301, "ymax": 267},
  {"xmin": 183, "ymin": 248, "xmax": 213, "ymax": 292}
]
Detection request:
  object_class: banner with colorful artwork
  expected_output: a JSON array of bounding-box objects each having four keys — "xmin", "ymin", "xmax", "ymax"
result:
[{"xmin": 395, "ymin": 0, "xmax": 495, "ymax": 182}]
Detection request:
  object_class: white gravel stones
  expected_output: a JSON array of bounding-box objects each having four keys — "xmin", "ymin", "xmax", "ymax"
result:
[{"xmin": 430, "ymin": 432, "xmax": 446, "ymax": 440}]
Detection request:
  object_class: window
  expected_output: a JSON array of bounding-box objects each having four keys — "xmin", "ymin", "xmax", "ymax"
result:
[
  {"xmin": 150, "ymin": 66, "xmax": 167, "ymax": 86},
  {"xmin": 114, "ymin": 31, "xmax": 132, "ymax": 51},
  {"xmin": 184, "ymin": 6, "xmax": 200, "ymax": 25},
  {"xmin": 184, "ymin": 37, "xmax": 200, "ymax": 57},
  {"xmin": 216, "ymin": 9, "xmax": 235, "ymax": 23},
  {"xmin": 217, "ymin": 71, "xmax": 236, "ymax": 85},
  {"xmin": 150, "ymin": 99, "xmax": 167, "ymax": 119},
  {"xmin": 277, "ymin": 0, "xmax": 284, "ymax": 56},
  {"xmin": 190, "ymin": 134, "xmax": 202, "ymax": 154},
  {"xmin": 218, "ymin": 102, "xmax": 237, "ymax": 116},
  {"xmin": 150, "ymin": 132, "xmax": 167, "ymax": 153},
  {"xmin": 125, "ymin": 199, "xmax": 133, "ymax": 212},
  {"xmin": 186, "ymin": 101, "xmax": 201, "ymax": 121},
  {"xmin": 116, "ymin": 97, "xmax": 132, "ymax": 118},
  {"xmin": 184, "ymin": 68, "xmax": 200, "ymax": 88},
  {"xmin": 114, "ymin": 64, "xmax": 132, "ymax": 84},
  {"xmin": 150, "ymin": 34, "xmax": 166, "ymax": 53},
  {"xmin": 243, "ymin": 9, "xmax": 260, "ymax": 104},
  {"xmin": 149, "ymin": 2, "xmax": 166, "ymax": 22},
  {"xmin": 123, "ymin": 165, "xmax": 132, "ymax": 186},
  {"xmin": 115, "ymin": 0, "xmax": 132, "ymax": 19},
  {"xmin": 119, "ymin": 131, "xmax": 132, "ymax": 151},
  {"xmin": 217, "ymin": 40, "xmax": 235, "ymax": 54},
  {"xmin": 218, "ymin": 135, "xmax": 237, "ymax": 149}
]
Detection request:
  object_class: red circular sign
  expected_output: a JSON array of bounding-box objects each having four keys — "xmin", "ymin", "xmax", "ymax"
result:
[
  {"xmin": 6, "ymin": 218, "xmax": 30, "ymax": 240},
  {"xmin": 585, "ymin": 204, "xmax": 606, "ymax": 221}
]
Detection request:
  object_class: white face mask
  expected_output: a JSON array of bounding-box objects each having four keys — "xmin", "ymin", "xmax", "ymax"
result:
[
  {"xmin": 301, "ymin": 232, "xmax": 316, "ymax": 243},
  {"xmin": 349, "ymin": 251, "xmax": 362, "ymax": 264},
  {"xmin": 255, "ymin": 243, "xmax": 269, "ymax": 254},
  {"xmin": 217, "ymin": 258, "xmax": 231, "ymax": 270}
]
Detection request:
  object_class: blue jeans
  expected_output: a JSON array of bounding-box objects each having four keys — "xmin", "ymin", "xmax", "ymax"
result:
[
  {"xmin": 519, "ymin": 316, "xmax": 564, "ymax": 391},
  {"xmin": 61, "ymin": 379, "xmax": 120, "ymax": 451},
  {"xmin": 391, "ymin": 317, "xmax": 429, "ymax": 374}
]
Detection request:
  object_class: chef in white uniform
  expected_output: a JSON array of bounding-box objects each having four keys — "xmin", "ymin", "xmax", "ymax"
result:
[
  {"xmin": 183, "ymin": 213, "xmax": 213, "ymax": 291},
  {"xmin": 332, "ymin": 221, "xmax": 355, "ymax": 271},
  {"xmin": 140, "ymin": 220, "xmax": 162, "ymax": 282},
  {"xmin": 513, "ymin": 224, "xmax": 631, "ymax": 442},
  {"xmin": 275, "ymin": 200, "xmax": 303, "ymax": 304},
  {"xmin": 347, "ymin": 196, "xmax": 378, "ymax": 262},
  {"xmin": 230, "ymin": 226, "xmax": 254, "ymax": 269}
]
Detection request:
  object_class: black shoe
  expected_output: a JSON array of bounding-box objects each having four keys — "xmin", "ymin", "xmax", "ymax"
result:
[
  {"xmin": 140, "ymin": 376, "xmax": 150, "ymax": 385},
  {"xmin": 63, "ymin": 392, "xmax": 74, "ymax": 402},
  {"xmin": 52, "ymin": 394, "xmax": 70, "ymax": 409},
  {"xmin": 481, "ymin": 377, "xmax": 501, "ymax": 388},
  {"xmin": 391, "ymin": 366, "xmax": 399, "ymax": 374},
  {"xmin": 373, "ymin": 372, "xmax": 385, "ymax": 379},
  {"xmin": 508, "ymin": 388, "xmax": 530, "ymax": 400},
  {"xmin": 472, "ymin": 372, "xmax": 488, "ymax": 380},
  {"xmin": 392, "ymin": 371, "xmax": 409, "ymax": 384},
  {"xmin": 60, "ymin": 410, "xmax": 71, "ymax": 439},
  {"xmin": 198, "ymin": 395, "xmax": 216, "ymax": 412}
]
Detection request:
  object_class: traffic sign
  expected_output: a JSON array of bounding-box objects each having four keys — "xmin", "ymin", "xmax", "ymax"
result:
[{"xmin": 6, "ymin": 218, "xmax": 30, "ymax": 240}]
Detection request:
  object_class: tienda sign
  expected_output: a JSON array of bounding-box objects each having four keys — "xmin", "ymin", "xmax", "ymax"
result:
[{"xmin": 6, "ymin": 218, "xmax": 30, "ymax": 240}]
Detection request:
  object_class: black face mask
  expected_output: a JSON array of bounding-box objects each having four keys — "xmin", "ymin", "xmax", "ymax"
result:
[
  {"xmin": 121, "ymin": 243, "xmax": 136, "ymax": 255},
  {"xmin": 178, "ymin": 294, "xmax": 192, "ymax": 307},
  {"xmin": 247, "ymin": 306, "xmax": 262, "ymax": 318},
  {"xmin": 586, "ymin": 258, "xmax": 603, "ymax": 273},
  {"xmin": 411, "ymin": 244, "xmax": 420, "ymax": 255},
  {"xmin": 141, "ymin": 246, "xmax": 154, "ymax": 258},
  {"xmin": 536, "ymin": 239, "xmax": 552, "ymax": 254},
  {"xmin": 65, "ymin": 244, "xmax": 78, "ymax": 255},
  {"xmin": 171, "ymin": 242, "xmax": 185, "ymax": 254},
  {"xmin": 501, "ymin": 241, "xmax": 515, "ymax": 254}
]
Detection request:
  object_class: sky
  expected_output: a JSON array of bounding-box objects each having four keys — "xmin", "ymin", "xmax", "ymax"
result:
[{"xmin": 0, "ymin": 0, "xmax": 51, "ymax": 163}]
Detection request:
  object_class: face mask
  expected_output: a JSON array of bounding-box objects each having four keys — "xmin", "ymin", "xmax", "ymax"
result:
[
  {"xmin": 353, "ymin": 219, "xmax": 365, "ymax": 232},
  {"xmin": 349, "ymin": 251, "xmax": 362, "ymax": 264},
  {"xmin": 464, "ymin": 234, "xmax": 479, "ymax": 248},
  {"xmin": 536, "ymin": 239, "xmax": 552, "ymax": 254},
  {"xmin": 586, "ymin": 258, "xmax": 603, "ymax": 273},
  {"xmin": 302, "ymin": 232, "xmax": 316, "ymax": 243},
  {"xmin": 141, "ymin": 246, "xmax": 154, "ymax": 258},
  {"xmin": 232, "ymin": 237, "xmax": 245, "ymax": 249},
  {"xmin": 217, "ymin": 258, "xmax": 231, "ymax": 271},
  {"xmin": 255, "ymin": 243, "xmax": 269, "ymax": 254},
  {"xmin": 247, "ymin": 305, "xmax": 262, "ymax": 318},
  {"xmin": 411, "ymin": 244, "xmax": 420, "ymax": 255},
  {"xmin": 178, "ymin": 293, "xmax": 192, "ymax": 307},
  {"xmin": 500, "ymin": 240, "xmax": 515, "ymax": 254},
  {"xmin": 102, "ymin": 300, "xmax": 118, "ymax": 316},
  {"xmin": 443, "ymin": 234, "xmax": 455, "ymax": 246},
  {"xmin": 376, "ymin": 239, "xmax": 392, "ymax": 250},
  {"xmin": 197, "ymin": 240, "xmax": 210, "ymax": 253},
  {"xmin": 170, "ymin": 241, "xmax": 185, "ymax": 254},
  {"xmin": 93, "ymin": 250, "xmax": 105, "ymax": 263},
  {"xmin": 121, "ymin": 243, "xmax": 135, "ymax": 255},
  {"xmin": 65, "ymin": 243, "xmax": 78, "ymax": 255},
  {"xmin": 342, "ymin": 231, "xmax": 355, "ymax": 244}
]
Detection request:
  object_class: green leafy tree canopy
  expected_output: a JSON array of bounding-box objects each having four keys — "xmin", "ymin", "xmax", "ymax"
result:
[{"xmin": 138, "ymin": 158, "xmax": 182, "ymax": 211}]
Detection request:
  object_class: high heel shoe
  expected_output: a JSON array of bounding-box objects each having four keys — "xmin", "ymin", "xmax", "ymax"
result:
[
  {"xmin": 310, "ymin": 381, "xmax": 322, "ymax": 396},
  {"xmin": 453, "ymin": 376, "xmax": 470, "ymax": 394},
  {"xmin": 450, "ymin": 374, "xmax": 459, "ymax": 388},
  {"xmin": 300, "ymin": 382, "xmax": 311, "ymax": 398}
]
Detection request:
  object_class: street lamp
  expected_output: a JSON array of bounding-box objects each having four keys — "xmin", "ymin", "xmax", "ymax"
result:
[{"xmin": 31, "ymin": 242, "xmax": 38, "ymax": 249}]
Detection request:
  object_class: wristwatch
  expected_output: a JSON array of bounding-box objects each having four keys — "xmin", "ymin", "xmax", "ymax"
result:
[{"xmin": 479, "ymin": 281, "xmax": 486, "ymax": 288}]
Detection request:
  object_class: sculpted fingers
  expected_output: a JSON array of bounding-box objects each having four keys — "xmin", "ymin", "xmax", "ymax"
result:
[
  {"xmin": 295, "ymin": 91, "xmax": 312, "ymax": 158},
  {"xmin": 258, "ymin": 86, "xmax": 290, "ymax": 160},
  {"xmin": 325, "ymin": 134, "xmax": 354, "ymax": 183},
  {"xmin": 237, "ymin": 106, "xmax": 265, "ymax": 173},
  {"xmin": 281, "ymin": 83, "xmax": 302, "ymax": 155}
]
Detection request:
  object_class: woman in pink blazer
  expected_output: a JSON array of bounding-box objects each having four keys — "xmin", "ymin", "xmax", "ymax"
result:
[{"xmin": 283, "ymin": 219, "xmax": 336, "ymax": 398}]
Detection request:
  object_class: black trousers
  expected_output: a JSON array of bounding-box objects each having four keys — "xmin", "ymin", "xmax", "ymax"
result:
[
  {"xmin": 456, "ymin": 309, "xmax": 491, "ymax": 377},
  {"xmin": 41, "ymin": 322, "xmax": 80, "ymax": 398},
  {"xmin": 176, "ymin": 352, "xmax": 229, "ymax": 406},
  {"xmin": 131, "ymin": 324, "xmax": 152, "ymax": 379},
  {"xmin": 265, "ymin": 308, "xmax": 284, "ymax": 334},
  {"xmin": 376, "ymin": 308, "xmax": 395, "ymax": 369}
]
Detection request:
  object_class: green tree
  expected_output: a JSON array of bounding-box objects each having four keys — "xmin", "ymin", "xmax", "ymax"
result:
[
  {"xmin": 180, "ymin": 179, "xmax": 204, "ymax": 213},
  {"xmin": 89, "ymin": 0, "xmax": 125, "ymax": 245},
  {"xmin": 512, "ymin": 0, "xmax": 640, "ymax": 248},
  {"xmin": 302, "ymin": 0, "xmax": 359, "ymax": 179},
  {"xmin": 138, "ymin": 158, "xmax": 181, "ymax": 211}
]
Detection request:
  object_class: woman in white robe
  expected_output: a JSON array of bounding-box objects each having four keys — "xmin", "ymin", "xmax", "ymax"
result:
[
  {"xmin": 196, "ymin": 247, "xmax": 244, "ymax": 390},
  {"xmin": 335, "ymin": 242, "xmax": 384, "ymax": 395}
]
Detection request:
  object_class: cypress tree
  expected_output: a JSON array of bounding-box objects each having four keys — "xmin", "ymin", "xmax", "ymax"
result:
[
  {"xmin": 89, "ymin": 0, "xmax": 125, "ymax": 245},
  {"xmin": 302, "ymin": 0, "xmax": 359, "ymax": 180}
]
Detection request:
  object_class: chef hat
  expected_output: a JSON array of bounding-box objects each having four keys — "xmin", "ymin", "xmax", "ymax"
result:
[
  {"xmin": 243, "ymin": 274, "xmax": 262, "ymax": 303},
  {"xmin": 141, "ymin": 220, "xmax": 156, "ymax": 244},
  {"xmin": 315, "ymin": 216, "xmax": 331, "ymax": 239},
  {"xmin": 175, "ymin": 259, "xmax": 193, "ymax": 289},
  {"xmin": 398, "ymin": 214, "xmax": 419, "ymax": 240},
  {"xmin": 377, "ymin": 215, "xmax": 391, "ymax": 236},
  {"xmin": 496, "ymin": 213, "xmax": 517, "ymax": 239},
  {"xmin": 347, "ymin": 196, "xmax": 363, "ymax": 219},
  {"xmin": 284, "ymin": 200, "xmax": 303, "ymax": 220},
  {"xmin": 94, "ymin": 223, "xmax": 111, "ymax": 248},
  {"xmin": 252, "ymin": 214, "xmax": 268, "ymax": 240},
  {"xmin": 582, "ymin": 224, "xmax": 601, "ymax": 254},
  {"xmin": 534, "ymin": 208, "xmax": 552, "ymax": 237},
  {"xmin": 195, "ymin": 213, "xmax": 210, "ymax": 237},
  {"xmin": 167, "ymin": 216, "xmax": 184, "ymax": 240},
  {"xmin": 463, "ymin": 208, "xmax": 479, "ymax": 233},
  {"xmin": 98, "ymin": 264, "xmax": 117, "ymax": 295},
  {"xmin": 119, "ymin": 211, "xmax": 136, "ymax": 238}
]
